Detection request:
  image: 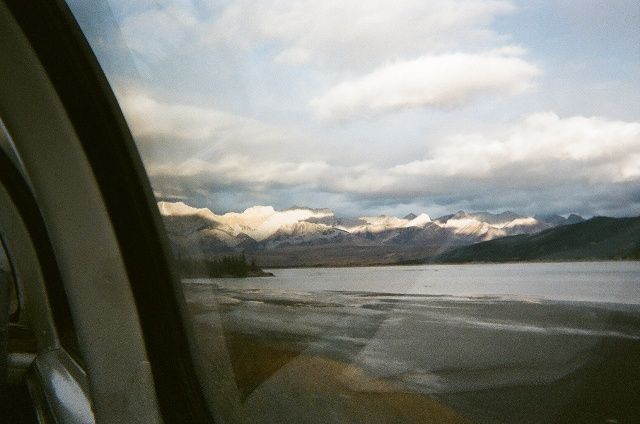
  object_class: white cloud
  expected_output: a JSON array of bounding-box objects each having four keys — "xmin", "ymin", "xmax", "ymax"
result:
[
  {"xmin": 149, "ymin": 155, "xmax": 330, "ymax": 187},
  {"xmin": 106, "ymin": 1, "xmax": 536, "ymax": 122},
  {"xmin": 120, "ymin": 4, "xmax": 198, "ymax": 61},
  {"xmin": 392, "ymin": 112, "xmax": 640, "ymax": 184},
  {"xmin": 310, "ymin": 51, "xmax": 539, "ymax": 120},
  {"xmin": 119, "ymin": 90, "xmax": 298, "ymax": 147},
  {"xmin": 116, "ymin": 90, "xmax": 328, "ymax": 186},
  {"xmin": 204, "ymin": 0, "xmax": 515, "ymax": 66},
  {"xmin": 121, "ymin": 91, "xmax": 231, "ymax": 140}
]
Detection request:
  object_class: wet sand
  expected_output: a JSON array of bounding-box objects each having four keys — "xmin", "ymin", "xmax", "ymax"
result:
[
  {"xmin": 225, "ymin": 332, "xmax": 470, "ymax": 424},
  {"xmin": 184, "ymin": 281, "xmax": 640, "ymax": 423}
]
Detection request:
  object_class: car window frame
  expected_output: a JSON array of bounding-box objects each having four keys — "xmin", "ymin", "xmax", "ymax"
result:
[{"xmin": 2, "ymin": 0, "xmax": 214, "ymax": 422}]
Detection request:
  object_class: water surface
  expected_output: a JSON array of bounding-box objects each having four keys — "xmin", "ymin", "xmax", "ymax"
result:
[{"xmin": 202, "ymin": 261, "xmax": 640, "ymax": 304}]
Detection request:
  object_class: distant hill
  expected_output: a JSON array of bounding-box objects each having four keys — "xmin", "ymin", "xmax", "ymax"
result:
[
  {"xmin": 535, "ymin": 213, "xmax": 585, "ymax": 226},
  {"xmin": 434, "ymin": 216, "xmax": 640, "ymax": 263}
]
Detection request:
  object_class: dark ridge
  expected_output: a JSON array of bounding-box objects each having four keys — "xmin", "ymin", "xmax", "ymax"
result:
[{"xmin": 434, "ymin": 216, "xmax": 640, "ymax": 263}]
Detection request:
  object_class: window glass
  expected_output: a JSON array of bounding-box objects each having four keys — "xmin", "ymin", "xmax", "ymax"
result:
[{"xmin": 67, "ymin": 1, "xmax": 640, "ymax": 423}]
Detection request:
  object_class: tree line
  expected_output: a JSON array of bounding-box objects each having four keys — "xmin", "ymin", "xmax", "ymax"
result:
[{"xmin": 177, "ymin": 254, "xmax": 263, "ymax": 278}]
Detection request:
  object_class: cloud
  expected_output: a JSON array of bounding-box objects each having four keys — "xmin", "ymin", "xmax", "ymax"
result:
[
  {"xmin": 119, "ymin": 90, "xmax": 300, "ymax": 146},
  {"xmin": 149, "ymin": 155, "xmax": 330, "ymax": 188},
  {"xmin": 143, "ymin": 113, "xmax": 640, "ymax": 217},
  {"xmin": 204, "ymin": 0, "xmax": 515, "ymax": 67},
  {"xmin": 391, "ymin": 112, "xmax": 640, "ymax": 184},
  {"xmin": 289, "ymin": 113, "xmax": 640, "ymax": 216},
  {"xmin": 69, "ymin": 1, "xmax": 640, "ymax": 217},
  {"xmin": 110, "ymin": 1, "xmax": 535, "ymax": 123},
  {"xmin": 116, "ymin": 90, "xmax": 330, "ymax": 188},
  {"xmin": 115, "ymin": 88, "xmax": 640, "ymax": 216},
  {"xmin": 310, "ymin": 51, "xmax": 539, "ymax": 120},
  {"xmin": 119, "ymin": 4, "xmax": 198, "ymax": 61}
]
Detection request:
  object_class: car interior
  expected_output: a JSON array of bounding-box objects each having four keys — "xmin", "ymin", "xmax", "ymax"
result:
[{"xmin": 0, "ymin": 1, "xmax": 213, "ymax": 422}]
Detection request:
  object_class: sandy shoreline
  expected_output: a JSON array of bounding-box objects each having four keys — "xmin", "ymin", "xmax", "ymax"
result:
[{"xmin": 184, "ymin": 279, "xmax": 640, "ymax": 423}]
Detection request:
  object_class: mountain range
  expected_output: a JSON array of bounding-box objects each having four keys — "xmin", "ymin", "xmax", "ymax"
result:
[{"xmin": 158, "ymin": 201, "xmax": 599, "ymax": 267}]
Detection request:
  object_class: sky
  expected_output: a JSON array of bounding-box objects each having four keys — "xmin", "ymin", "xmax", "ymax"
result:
[{"xmin": 68, "ymin": 0, "xmax": 640, "ymax": 218}]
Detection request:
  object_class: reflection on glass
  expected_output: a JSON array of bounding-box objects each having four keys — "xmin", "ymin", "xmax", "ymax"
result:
[{"xmin": 67, "ymin": 1, "xmax": 640, "ymax": 422}]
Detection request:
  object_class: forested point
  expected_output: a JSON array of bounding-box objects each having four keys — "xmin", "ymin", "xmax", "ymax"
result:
[{"xmin": 178, "ymin": 254, "xmax": 273, "ymax": 278}]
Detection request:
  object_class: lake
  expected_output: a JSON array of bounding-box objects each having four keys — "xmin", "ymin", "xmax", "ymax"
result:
[
  {"xmin": 184, "ymin": 261, "xmax": 640, "ymax": 423},
  {"xmin": 201, "ymin": 261, "xmax": 640, "ymax": 304}
]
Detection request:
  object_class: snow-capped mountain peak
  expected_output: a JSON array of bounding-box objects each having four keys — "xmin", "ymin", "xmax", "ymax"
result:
[
  {"xmin": 345, "ymin": 215, "xmax": 411, "ymax": 234},
  {"xmin": 158, "ymin": 202, "xmax": 334, "ymax": 241},
  {"xmin": 406, "ymin": 213, "xmax": 432, "ymax": 228},
  {"xmin": 158, "ymin": 201, "xmax": 217, "ymax": 220}
]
